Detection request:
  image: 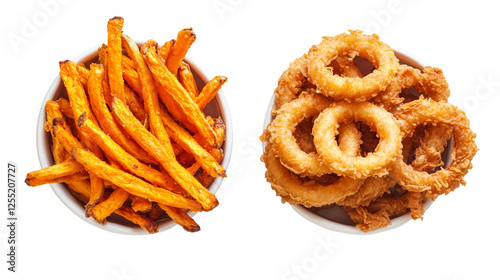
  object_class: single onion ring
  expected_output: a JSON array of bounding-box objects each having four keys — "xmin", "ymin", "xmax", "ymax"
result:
[
  {"xmin": 262, "ymin": 123, "xmax": 365, "ymax": 208},
  {"xmin": 391, "ymin": 98, "xmax": 478, "ymax": 198},
  {"xmin": 372, "ymin": 65, "xmax": 450, "ymax": 111},
  {"xmin": 313, "ymin": 101, "xmax": 402, "ymax": 178},
  {"xmin": 267, "ymin": 92, "xmax": 335, "ymax": 176},
  {"xmin": 307, "ymin": 30, "xmax": 399, "ymax": 102}
]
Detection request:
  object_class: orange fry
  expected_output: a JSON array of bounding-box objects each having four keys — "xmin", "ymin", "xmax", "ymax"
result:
[
  {"xmin": 159, "ymin": 204, "xmax": 200, "ymax": 232},
  {"xmin": 111, "ymin": 97, "xmax": 218, "ymax": 211},
  {"xmin": 196, "ymin": 76, "xmax": 227, "ymax": 110},
  {"xmin": 106, "ymin": 16, "xmax": 126, "ymax": 102},
  {"xmin": 92, "ymin": 187, "xmax": 130, "ymax": 225},
  {"xmin": 178, "ymin": 61, "xmax": 198, "ymax": 99},
  {"xmin": 25, "ymin": 157, "xmax": 86, "ymax": 187},
  {"xmin": 141, "ymin": 42, "xmax": 217, "ymax": 147},
  {"xmin": 166, "ymin": 28, "xmax": 196, "ymax": 74},
  {"xmin": 72, "ymin": 147, "xmax": 203, "ymax": 212}
]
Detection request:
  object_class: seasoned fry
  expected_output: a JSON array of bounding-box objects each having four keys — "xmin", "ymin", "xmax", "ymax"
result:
[
  {"xmin": 77, "ymin": 114, "xmax": 187, "ymax": 195},
  {"xmin": 87, "ymin": 63, "xmax": 155, "ymax": 164},
  {"xmin": 166, "ymin": 28, "xmax": 196, "ymax": 74},
  {"xmin": 159, "ymin": 204, "xmax": 200, "ymax": 232},
  {"xmin": 106, "ymin": 16, "xmax": 126, "ymax": 102},
  {"xmin": 91, "ymin": 187, "xmax": 130, "ymax": 225},
  {"xmin": 73, "ymin": 147, "xmax": 203, "ymax": 211},
  {"xmin": 195, "ymin": 75, "xmax": 227, "ymax": 110},
  {"xmin": 141, "ymin": 41, "xmax": 217, "ymax": 147},
  {"xmin": 178, "ymin": 61, "xmax": 198, "ymax": 99},
  {"xmin": 122, "ymin": 36, "xmax": 175, "ymax": 155},
  {"xmin": 111, "ymin": 97, "xmax": 218, "ymax": 211},
  {"xmin": 25, "ymin": 157, "xmax": 86, "ymax": 187}
]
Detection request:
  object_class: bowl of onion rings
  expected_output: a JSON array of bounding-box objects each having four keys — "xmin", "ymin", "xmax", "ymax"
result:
[{"xmin": 260, "ymin": 30, "xmax": 476, "ymax": 234}]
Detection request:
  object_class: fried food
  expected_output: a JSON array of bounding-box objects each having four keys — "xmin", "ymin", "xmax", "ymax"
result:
[
  {"xmin": 307, "ymin": 30, "xmax": 399, "ymax": 102},
  {"xmin": 313, "ymin": 101, "xmax": 402, "ymax": 178},
  {"xmin": 267, "ymin": 92, "xmax": 334, "ymax": 176},
  {"xmin": 261, "ymin": 30, "xmax": 477, "ymax": 232},
  {"xmin": 26, "ymin": 16, "xmax": 228, "ymax": 233},
  {"xmin": 392, "ymin": 98, "xmax": 478, "ymax": 198}
]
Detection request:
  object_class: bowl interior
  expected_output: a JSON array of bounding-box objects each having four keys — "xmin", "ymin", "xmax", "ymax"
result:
[
  {"xmin": 263, "ymin": 49, "xmax": 452, "ymax": 234},
  {"xmin": 36, "ymin": 46, "xmax": 232, "ymax": 235}
]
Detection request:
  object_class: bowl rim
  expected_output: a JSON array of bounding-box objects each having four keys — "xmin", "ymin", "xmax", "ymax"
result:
[
  {"xmin": 36, "ymin": 43, "xmax": 233, "ymax": 235},
  {"xmin": 262, "ymin": 47, "xmax": 442, "ymax": 235}
]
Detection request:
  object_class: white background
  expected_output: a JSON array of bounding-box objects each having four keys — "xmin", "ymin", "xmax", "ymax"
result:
[{"xmin": 1, "ymin": 0, "xmax": 499, "ymax": 279}]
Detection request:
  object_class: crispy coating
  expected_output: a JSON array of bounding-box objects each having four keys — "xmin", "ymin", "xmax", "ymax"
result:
[
  {"xmin": 313, "ymin": 101, "xmax": 402, "ymax": 178},
  {"xmin": 392, "ymin": 98, "xmax": 477, "ymax": 198},
  {"xmin": 307, "ymin": 30, "xmax": 399, "ymax": 102}
]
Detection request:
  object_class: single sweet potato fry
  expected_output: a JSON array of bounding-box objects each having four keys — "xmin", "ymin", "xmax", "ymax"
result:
[
  {"xmin": 178, "ymin": 61, "xmax": 198, "ymax": 99},
  {"xmin": 25, "ymin": 157, "xmax": 86, "ymax": 187},
  {"xmin": 159, "ymin": 204, "xmax": 200, "ymax": 232},
  {"xmin": 196, "ymin": 76, "xmax": 227, "ymax": 110},
  {"xmin": 167, "ymin": 28, "xmax": 196, "ymax": 74},
  {"xmin": 107, "ymin": 16, "xmax": 126, "ymax": 102},
  {"xmin": 92, "ymin": 187, "xmax": 130, "ymax": 225}
]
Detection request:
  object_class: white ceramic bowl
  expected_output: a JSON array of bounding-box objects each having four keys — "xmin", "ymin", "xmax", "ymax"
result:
[
  {"xmin": 37, "ymin": 45, "xmax": 233, "ymax": 235},
  {"xmin": 263, "ymin": 49, "xmax": 451, "ymax": 234}
]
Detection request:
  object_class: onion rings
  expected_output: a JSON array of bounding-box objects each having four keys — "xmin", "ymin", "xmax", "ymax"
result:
[
  {"xmin": 307, "ymin": 30, "xmax": 399, "ymax": 102},
  {"xmin": 262, "ymin": 30, "xmax": 477, "ymax": 232},
  {"xmin": 262, "ymin": 122, "xmax": 365, "ymax": 207},
  {"xmin": 392, "ymin": 98, "xmax": 477, "ymax": 198},
  {"xmin": 313, "ymin": 101, "xmax": 402, "ymax": 178}
]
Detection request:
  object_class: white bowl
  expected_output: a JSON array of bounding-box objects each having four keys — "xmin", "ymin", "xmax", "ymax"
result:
[
  {"xmin": 36, "ymin": 44, "xmax": 233, "ymax": 235},
  {"xmin": 262, "ymin": 49, "xmax": 451, "ymax": 234}
]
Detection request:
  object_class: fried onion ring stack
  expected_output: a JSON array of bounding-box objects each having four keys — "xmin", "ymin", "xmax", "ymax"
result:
[{"xmin": 261, "ymin": 30, "xmax": 478, "ymax": 232}]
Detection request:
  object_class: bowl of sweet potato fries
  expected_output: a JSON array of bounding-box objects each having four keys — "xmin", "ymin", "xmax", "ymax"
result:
[{"xmin": 28, "ymin": 16, "xmax": 232, "ymax": 234}]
